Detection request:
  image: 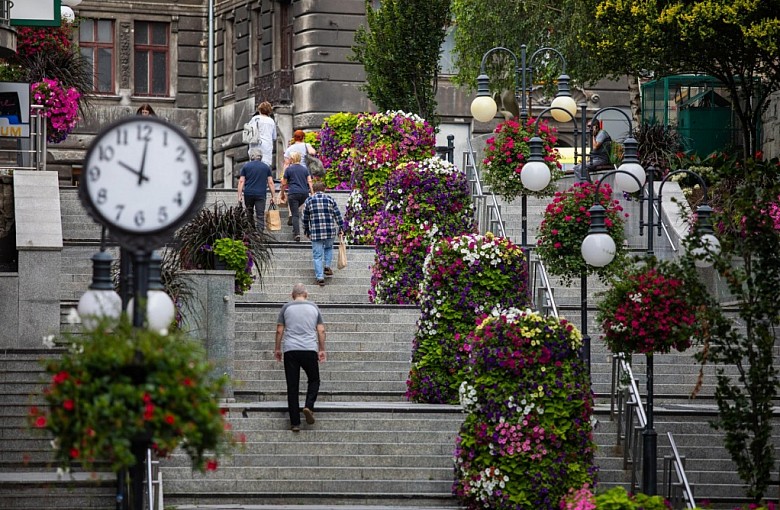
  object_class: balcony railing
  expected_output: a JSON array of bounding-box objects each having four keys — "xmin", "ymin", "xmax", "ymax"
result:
[{"xmin": 256, "ymin": 69, "xmax": 293, "ymax": 105}]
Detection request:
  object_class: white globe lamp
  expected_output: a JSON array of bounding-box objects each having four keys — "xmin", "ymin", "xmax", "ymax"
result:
[
  {"xmin": 471, "ymin": 74, "xmax": 497, "ymax": 123},
  {"xmin": 615, "ymin": 137, "xmax": 646, "ymax": 193},
  {"xmin": 77, "ymin": 251, "xmax": 122, "ymax": 330},
  {"xmin": 550, "ymin": 74, "xmax": 578, "ymax": 123},
  {"xmin": 581, "ymin": 232, "xmax": 617, "ymax": 267}
]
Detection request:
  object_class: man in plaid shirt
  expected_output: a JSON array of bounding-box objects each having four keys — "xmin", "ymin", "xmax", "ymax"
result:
[{"xmin": 302, "ymin": 181, "xmax": 344, "ymax": 286}]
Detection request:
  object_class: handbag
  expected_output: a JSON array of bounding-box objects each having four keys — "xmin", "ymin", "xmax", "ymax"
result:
[
  {"xmin": 307, "ymin": 153, "xmax": 326, "ymax": 178},
  {"xmin": 337, "ymin": 234, "xmax": 348, "ymax": 270},
  {"xmin": 265, "ymin": 202, "xmax": 282, "ymax": 231}
]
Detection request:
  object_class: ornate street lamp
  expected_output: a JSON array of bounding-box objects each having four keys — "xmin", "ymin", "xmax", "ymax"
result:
[
  {"xmin": 581, "ymin": 165, "xmax": 719, "ymax": 496},
  {"xmin": 470, "ymin": 45, "xmax": 578, "ymax": 124}
]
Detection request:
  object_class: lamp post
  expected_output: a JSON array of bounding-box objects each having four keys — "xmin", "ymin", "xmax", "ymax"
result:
[
  {"xmin": 78, "ymin": 117, "xmax": 205, "ymax": 510},
  {"xmin": 470, "ymin": 45, "xmax": 577, "ymax": 248},
  {"xmin": 526, "ymin": 104, "xmax": 639, "ymax": 371},
  {"xmin": 581, "ymin": 165, "xmax": 719, "ymax": 496}
]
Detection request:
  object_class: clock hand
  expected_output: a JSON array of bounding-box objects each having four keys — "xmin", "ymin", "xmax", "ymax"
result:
[
  {"xmin": 117, "ymin": 160, "xmax": 150, "ymax": 183},
  {"xmin": 137, "ymin": 140, "xmax": 149, "ymax": 186}
]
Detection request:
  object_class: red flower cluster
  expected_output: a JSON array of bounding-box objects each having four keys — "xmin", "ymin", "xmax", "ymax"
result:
[
  {"xmin": 600, "ymin": 265, "xmax": 698, "ymax": 354},
  {"xmin": 16, "ymin": 26, "xmax": 74, "ymax": 58}
]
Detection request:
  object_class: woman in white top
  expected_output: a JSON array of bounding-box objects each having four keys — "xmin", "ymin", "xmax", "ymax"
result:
[{"xmin": 284, "ymin": 129, "xmax": 317, "ymax": 169}]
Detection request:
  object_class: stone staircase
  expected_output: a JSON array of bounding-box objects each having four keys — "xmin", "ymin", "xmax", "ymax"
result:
[{"xmin": 0, "ymin": 185, "xmax": 777, "ymax": 509}]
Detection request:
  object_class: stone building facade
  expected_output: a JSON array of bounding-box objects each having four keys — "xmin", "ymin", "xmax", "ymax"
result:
[{"xmin": 51, "ymin": 0, "xmax": 651, "ymax": 188}]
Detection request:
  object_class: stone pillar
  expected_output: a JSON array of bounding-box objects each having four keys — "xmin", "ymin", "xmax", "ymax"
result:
[
  {"xmin": 10, "ymin": 171, "xmax": 63, "ymax": 348},
  {"xmin": 180, "ymin": 269, "xmax": 236, "ymax": 399}
]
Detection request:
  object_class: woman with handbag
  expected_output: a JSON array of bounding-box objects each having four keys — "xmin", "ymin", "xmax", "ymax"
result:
[
  {"xmin": 282, "ymin": 152, "xmax": 314, "ymax": 242},
  {"xmin": 284, "ymin": 129, "xmax": 317, "ymax": 170}
]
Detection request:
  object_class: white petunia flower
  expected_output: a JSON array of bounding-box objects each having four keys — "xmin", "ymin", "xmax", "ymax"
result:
[{"xmin": 42, "ymin": 335, "xmax": 56, "ymax": 349}]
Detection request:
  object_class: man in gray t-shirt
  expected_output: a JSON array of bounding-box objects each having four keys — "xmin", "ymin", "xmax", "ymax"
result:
[{"xmin": 275, "ymin": 283, "xmax": 327, "ymax": 431}]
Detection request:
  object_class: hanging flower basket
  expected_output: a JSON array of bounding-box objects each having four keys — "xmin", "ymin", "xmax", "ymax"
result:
[
  {"xmin": 536, "ymin": 181, "xmax": 628, "ymax": 285},
  {"xmin": 596, "ymin": 258, "xmax": 702, "ymax": 354},
  {"xmin": 29, "ymin": 317, "xmax": 238, "ymax": 473},
  {"xmin": 481, "ymin": 117, "xmax": 563, "ymax": 200},
  {"xmin": 31, "ymin": 78, "xmax": 81, "ymax": 144}
]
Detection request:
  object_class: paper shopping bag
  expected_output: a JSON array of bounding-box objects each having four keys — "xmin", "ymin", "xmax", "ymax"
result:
[
  {"xmin": 265, "ymin": 202, "xmax": 282, "ymax": 231},
  {"xmin": 337, "ymin": 235, "xmax": 348, "ymax": 269}
]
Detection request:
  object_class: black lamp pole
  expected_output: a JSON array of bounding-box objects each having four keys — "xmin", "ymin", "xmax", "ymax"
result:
[{"xmin": 585, "ymin": 164, "xmax": 714, "ymax": 496}]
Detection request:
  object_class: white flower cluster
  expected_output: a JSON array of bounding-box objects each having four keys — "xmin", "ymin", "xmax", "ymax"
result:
[
  {"xmin": 380, "ymin": 109, "xmax": 427, "ymax": 124},
  {"xmin": 505, "ymin": 395, "xmax": 543, "ymax": 417},
  {"xmin": 416, "ymin": 157, "xmax": 459, "ymax": 176},
  {"xmin": 610, "ymin": 322, "xmax": 628, "ymax": 333},
  {"xmin": 459, "ymin": 381, "xmax": 480, "ymax": 412},
  {"xmin": 469, "ymin": 466, "xmax": 509, "ymax": 505},
  {"xmin": 629, "ymin": 292, "xmax": 643, "ymax": 303}
]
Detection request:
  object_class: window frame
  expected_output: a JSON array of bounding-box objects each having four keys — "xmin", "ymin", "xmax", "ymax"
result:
[
  {"xmin": 79, "ymin": 18, "xmax": 116, "ymax": 95},
  {"xmin": 133, "ymin": 20, "xmax": 171, "ymax": 98}
]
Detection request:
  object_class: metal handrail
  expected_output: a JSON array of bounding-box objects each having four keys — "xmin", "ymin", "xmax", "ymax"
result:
[
  {"xmin": 145, "ymin": 448, "xmax": 164, "ymax": 509},
  {"xmin": 0, "ymin": 106, "xmax": 47, "ymax": 173},
  {"xmin": 463, "ymin": 134, "xmax": 560, "ymax": 319},
  {"xmin": 611, "ymin": 353, "xmax": 647, "ymax": 492},
  {"xmin": 663, "ymin": 432, "xmax": 696, "ymax": 509},
  {"xmin": 464, "ymin": 136, "xmax": 506, "ymax": 238}
]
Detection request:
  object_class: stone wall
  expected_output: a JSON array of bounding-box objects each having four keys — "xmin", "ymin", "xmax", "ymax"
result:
[{"xmin": 762, "ymin": 90, "xmax": 780, "ymax": 160}]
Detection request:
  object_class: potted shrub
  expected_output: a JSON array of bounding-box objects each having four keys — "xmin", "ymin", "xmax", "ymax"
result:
[{"xmin": 174, "ymin": 202, "xmax": 272, "ymax": 294}]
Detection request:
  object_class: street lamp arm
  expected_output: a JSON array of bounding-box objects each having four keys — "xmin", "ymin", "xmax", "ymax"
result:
[
  {"xmin": 658, "ymin": 169, "xmax": 710, "ymax": 204},
  {"xmin": 590, "ymin": 106, "xmax": 634, "ymax": 133},
  {"xmin": 478, "ymin": 46, "xmax": 521, "ymax": 72},
  {"xmin": 591, "ymin": 169, "xmax": 644, "ymax": 199},
  {"xmin": 528, "ymin": 46, "xmax": 568, "ymax": 74},
  {"xmin": 529, "ymin": 106, "xmax": 577, "ymax": 127}
]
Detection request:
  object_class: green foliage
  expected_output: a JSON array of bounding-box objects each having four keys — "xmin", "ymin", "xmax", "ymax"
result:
[
  {"xmin": 685, "ymin": 155, "xmax": 780, "ymax": 501},
  {"xmin": 351, "ymin": 0, "xmax": 450, "ymax": 125},
  {"xmin": 594, "ymin": 486, "xmax": 668, "ymax": 510},
  {"xmin": 450, "ymin": 0, "xmax": 603, "ymax": 98},
  {"xmin": 213, "ymin": 237, "xmax": 254, "ymax": 294},
  {"xmin": 590, "ymin": 0, "xmax": 780, "ymax": 157},
  {"xmin": 174, "ymin": 203, "xmax": 272, "ymax": 293},
  {"xmin": 29, "ymin": 317, "xmax": 236, "ymax": 473}
]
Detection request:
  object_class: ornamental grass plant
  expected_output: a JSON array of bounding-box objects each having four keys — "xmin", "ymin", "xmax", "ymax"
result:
[
  {"xmin": 370, "ymin": 157, "xmax": 476, "ymax": 304},
  {"xmin": 344, "ymin": 111, "xmax": 435, "ymax": 244},
  {"xmin": 406, "ymin": 233, "xmax": 530, "ymax": 404},
  {"xmin": 174, "ymin": 203, "xmax": 272, "ymax": 294},
  {"xmin": 481, "ymin": 118, "xmax": 563, "ymax": 201},
  {"xmin": 29, "ymin": 317, "xmax": 238, "ymax": 473},
  {"xmin": 454, "ymin": 307, "xmax": 596, "ymax": 510},
  {"xmin": 536, "ymin": 181, "xmax": 628, "ymax": 285}
]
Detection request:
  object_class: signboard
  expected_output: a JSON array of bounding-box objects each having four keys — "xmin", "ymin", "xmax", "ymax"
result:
[
  {"xmin": 11, "ymin": 0, "xmax": 61, "ymax": 27},
  {"xmin": 0, "ymin": 83, "xmax": 31, "ymax": 139}
]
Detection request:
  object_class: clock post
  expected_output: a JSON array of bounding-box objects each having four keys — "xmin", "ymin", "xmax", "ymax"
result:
[{"xmin": 78, "ymin": 116, "xmax": 205, "ymax": 510}]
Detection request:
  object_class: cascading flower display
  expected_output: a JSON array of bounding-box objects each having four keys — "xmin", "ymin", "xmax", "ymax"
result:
[
  {"xmin": 596, "ymin": 257, "xmax": 703, "ymax": 354},
  {"xmin": 454, "ymin": 307, "xmax": 597, "ymax": 510},
  {"xmin": 536, "ymin": 181, "xmax": 628, "ymax": 285},
  {"xmin": 406, "ymin": 233, "xmax": 530, "ymax": 404},
  {"xmin": 481, "ymin": 118, "xmax": 563, "ymax": 200},
  {"xmin": 370, "ymin": 157, "xmax": 476, "ymax": 304},
  {"xmin": 29, "ymin": 317, "xmax": 238, "ymax": 473},
  {"xmin": 318, "ymin": 112, "xmax": 360, "ymax": 190},
  {"xmin": 31, "ymin": 78, "xmax": 81, "ymax": 144},
  {"xmin": 343, "ymin": 110, "xmax": 435, "ymax": 244}
]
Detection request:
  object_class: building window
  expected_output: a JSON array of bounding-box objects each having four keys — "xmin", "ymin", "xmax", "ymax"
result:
[
  {"xmin": 223, "ymin": 16, "xmax": 235, "ymax": 94},
  {"xmin": 134, "ymin": 21, "xmax": 170, "ymax": 97},
  {"xmin": 79, "ymin": 19, "xmax": 115, "ymax": 94}
]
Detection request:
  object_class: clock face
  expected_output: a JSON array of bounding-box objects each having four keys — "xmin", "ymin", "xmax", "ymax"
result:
[{"xmin": 80, "ymin": 116, "xmax": 204, "ymax": 243}]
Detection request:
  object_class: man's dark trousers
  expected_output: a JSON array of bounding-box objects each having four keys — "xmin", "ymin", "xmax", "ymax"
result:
[{"xmin": 283, "ymin": 350, "xmax": 320, "ymax": 427}]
